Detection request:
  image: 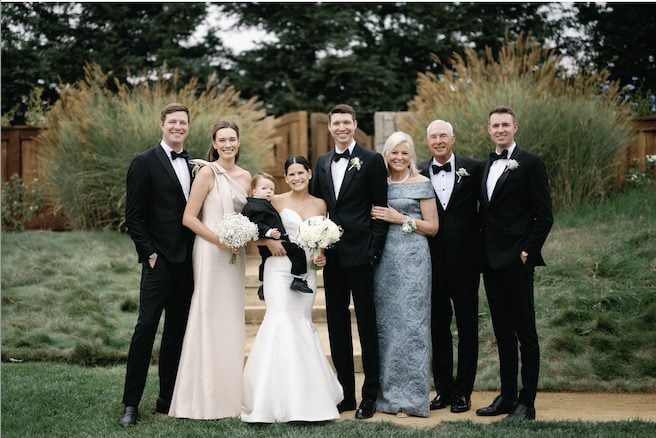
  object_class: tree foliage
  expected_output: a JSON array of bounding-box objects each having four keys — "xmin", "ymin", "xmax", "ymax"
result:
[
  {"xmin": 572, "ymin": 3, "xmax": 656, "ymax": 97},
  {"xmin": 1, "ymin": 2, "xmax": 223, "ymax": 124},
  {"xmin": 220, "ymin": 2, "xmax": 561, "ymax": 132}
]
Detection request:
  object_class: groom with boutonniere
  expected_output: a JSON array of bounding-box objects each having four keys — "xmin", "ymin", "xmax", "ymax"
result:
[
  {"xmin": 476, "ymin": 106, "xmax": 553, "ymax": 421},
  {"xmin": 312, "ymin": 104, "xmax": 388, "ymax": 420}
]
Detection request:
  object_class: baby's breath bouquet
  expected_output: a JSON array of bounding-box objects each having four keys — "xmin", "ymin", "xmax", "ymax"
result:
[
  {"xmin": 297, "ymin": 216, "xmax": 343, "ymax": 270},
  {"xmin": 216, "ymin": 213, "xmax": 259, "ymax": 264}
]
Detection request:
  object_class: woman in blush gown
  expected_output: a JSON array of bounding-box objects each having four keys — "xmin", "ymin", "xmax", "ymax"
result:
[
  {"xmin": 371, "ymin": 132, "xmax": 439, "ymax": 418},
  {"xmin": 241, "ymin": 156, "xmax": 343, "ymax": 423},
  {"xmin": 168, "ymin": 121, "xmax": 252, "ymax": 419}
]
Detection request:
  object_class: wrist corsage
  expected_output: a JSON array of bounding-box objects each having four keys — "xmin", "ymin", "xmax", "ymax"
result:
[{"xmin": 400, "ymin": 216, "xmax": 417, "ymax": 235}]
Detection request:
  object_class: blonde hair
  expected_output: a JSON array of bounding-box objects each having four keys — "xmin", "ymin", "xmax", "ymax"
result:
[
  {"xmin": 251, "ymin": 172, "xmax": 275, "ymax": 190},
  {"xmin": 382, "ymin": 131, "xmax": 418, "ymax": 176}
]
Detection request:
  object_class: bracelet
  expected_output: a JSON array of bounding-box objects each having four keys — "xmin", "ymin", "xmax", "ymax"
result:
[{"xmin": 400, "ymin": 216, "xmax": 417, "ymax": 235}]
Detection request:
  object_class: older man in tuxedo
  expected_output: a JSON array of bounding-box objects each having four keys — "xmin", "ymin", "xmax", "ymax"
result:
[
  {"xmin": 312, "ymin": 104, "xmax": 388, "ymax": 420},
  {"xmin": 420, "ymin": 120, "xmax": 483, "ymax": 414},
  {"xmin": 119, "ymin": 103, "xmax": 195, "ymax": 427},
  {"xmin": 476, "ymin": 106, "xmax": 553, "ymax": 421}
]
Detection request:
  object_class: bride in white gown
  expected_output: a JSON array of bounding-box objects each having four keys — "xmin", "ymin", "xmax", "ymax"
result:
[{"xmin": 241, "ymin": 156, "xmax": 343, "ymax": 423}]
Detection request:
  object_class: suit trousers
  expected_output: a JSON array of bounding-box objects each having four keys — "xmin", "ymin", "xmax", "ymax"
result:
[
  {"xmin": 431, "ymin": 269, "xmax": 479, "ymax": 397},
  {"xmin": 323, "ymin": 261, "xmax": 380, "ymax": 403},
  {"xmin": 122, "ymin": 256, "xmax": 193, "ymax": 407},
  {"xmin": 483, "ymin": 260, "xmax": 539, "ymax": 406}
]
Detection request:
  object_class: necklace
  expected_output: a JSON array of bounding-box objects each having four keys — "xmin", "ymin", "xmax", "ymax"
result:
[{"xmin": 388, "ymin": 170, "xmax": 411, "ymax": 184}]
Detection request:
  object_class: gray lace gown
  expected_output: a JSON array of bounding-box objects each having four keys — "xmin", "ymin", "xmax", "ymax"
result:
[{"xmin": 374, "ymin": 180, "xmax": 433, "ymax": 417}]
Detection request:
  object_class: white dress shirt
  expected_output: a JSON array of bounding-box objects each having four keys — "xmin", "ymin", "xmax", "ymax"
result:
[
  {"xmin": 430, "ymin": 154, "xmax": 455, "ymax": 210},
  {"xmin": 160, "ymin": 141, "xmax": 191, "ymax": 200},
  {"xmin": 486, "ymin": 143, "xmax": 516, "ymax": 201},
  {"xmin": 331, "ymin": 140, "xmax": 356, "ymax": 199}
]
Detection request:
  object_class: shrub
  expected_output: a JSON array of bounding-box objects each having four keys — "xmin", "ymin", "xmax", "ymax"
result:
[
  {"xmin": 38, "ymin": 64, "xmax": 276, "ymax": 229},
  {"xmin": 401, "ymin": 35, "xmax": 635, "ymax": 210},
  {"xmin": 1, "ymin": 173, "xmax": 44, "ymax": 231}
]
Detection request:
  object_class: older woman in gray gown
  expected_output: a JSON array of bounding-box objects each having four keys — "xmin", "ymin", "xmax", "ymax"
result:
[{"xmin": 371, "ymin": 131, "xmax": 439, "ymax": 418}]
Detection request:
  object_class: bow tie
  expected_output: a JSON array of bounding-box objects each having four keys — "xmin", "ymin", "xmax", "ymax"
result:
[
  {"xmin": 432, "ymin": 162, "xmax": 451, "ymax": 174},
  {"xmin": 489, "ymin": 150, "xmax": 508, "ymax": 162},
  {"xmin": 170, "ymin": 150, "xmax": 190, "ymax": 160},
  {"xmin": 332, "ymin": 149, "xmax": 351, "ymax": 162}
]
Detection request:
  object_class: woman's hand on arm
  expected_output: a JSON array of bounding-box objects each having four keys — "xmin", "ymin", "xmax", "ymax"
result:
[{"xmin": 370, "ymin": 205, "xmax": 405, "ymax": 224}]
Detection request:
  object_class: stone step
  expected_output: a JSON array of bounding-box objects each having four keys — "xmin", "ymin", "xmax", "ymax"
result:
[{"xmin": 244, "ymin": 320, "xmax": 363, "ymax": 373}]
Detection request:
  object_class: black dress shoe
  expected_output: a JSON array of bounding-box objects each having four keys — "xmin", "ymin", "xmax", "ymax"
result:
[
  {"xmin": 429, "ymin": 394, "xmax": 452, "ymax": 410},
  {"xmin": 450, "ymin": 395, "xmax": 471, "ymax": 413},
  {"xmin": 337, "ymin": 399, "xmax": 356, "ymax": 413},
  {"xmin": 506, "ymin": 403, "xmax": 536, "ymax": 420},
  {"xmin": 475, "ymin": 395, "xmax": 518, "ymax": 416},
  {"xmin": 257, "ymin": 285, "xmax": 265, "ymax": 301},
  {"xmin": 290, "ymin": 278, "xmax": 313, "ymax": 294},
  {"xmin": 355, "ymin": 398, "xmax": 375, "ymax": 419},
  {"xmin": 119, "ymin": 405, "xmax": 138, "ymax": 427},
  {"xmin": 155, "ymin": 397, "xmax": 169, "ymax": 414}
]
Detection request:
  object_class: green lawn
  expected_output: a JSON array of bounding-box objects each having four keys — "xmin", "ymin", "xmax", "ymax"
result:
[{"xmin": 1, "ymin": 186, "xmax": 655, "ymax": 435}]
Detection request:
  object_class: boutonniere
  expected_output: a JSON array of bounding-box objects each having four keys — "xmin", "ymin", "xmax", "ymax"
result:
[
  {"xmin": 348, "ymin": 157, "xmax": 362, "ymax": 171},
  {"xmin": 455, "ymin": 167, "xmax": 470, "ymax": 183},
  {"xmin": 505, "ymin": 159, "xmax": 519, "ymax": 171}
]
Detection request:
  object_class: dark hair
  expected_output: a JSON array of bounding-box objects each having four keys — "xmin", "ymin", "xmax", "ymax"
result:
[
  {"xmin": 328, "ymin": 104, "xmax": 356, "ymax": 123},
  {"xmin": 284, "ymin": 156, "xmax": 311, "ymax": 175},
  {"xmin": 206, "ymin": 120, "xmax": 240, "ymax": 162},
  {"xmin": 160, "ymin": 103, "xmax": 190, "ymax": 123},
  {"xmin": 252, "ymin": 172, "xmax": 275, "ymax": 189},
  {"xmin": 488, "ymin": 106, "xmax": 517, "ymax": 123}
]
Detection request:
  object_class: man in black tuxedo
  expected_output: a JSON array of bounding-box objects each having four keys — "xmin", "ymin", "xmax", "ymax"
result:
[
  {"xmin": 311, "ymin": 104, "xmax": 388, "ymax": 419},
  {"xmin": 420, "ymin": 120, "xmax": 483, "ymax": 414},
  {"xmin": 476, "ymin": 106, "xmax": 553, "ymax": 421},
  {"xmin": 119, "ymin": 103, "xmax": 195, "ymax": 427}
]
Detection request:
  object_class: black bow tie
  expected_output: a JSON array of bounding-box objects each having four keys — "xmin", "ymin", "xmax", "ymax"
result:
[
  {"xmin": 332, "ymin": 149, "xmax": 351, "ymax": 162},
  {"xmin": 170, "ymin": 150, "xmax": 190, "ymax": 160},
  {"xmin": 489, "ymin": 150, "xmax": 509, "ymax": 162},
  {"xmin": 432, "ymin": 162, "xmax": 452, "ymax": 174}
]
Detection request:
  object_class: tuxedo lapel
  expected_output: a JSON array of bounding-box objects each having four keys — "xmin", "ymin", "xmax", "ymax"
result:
[
  {"xmin": 448, "ymin": 155, "xmax": 465, "ymax": 208},
  {"xmin": 336, "ymin": 144, "xmax": 361, "ymax": 202},
  {"xmin": 489, "ymin": 147, "xmax": 522, "ymax": 203},
  {"xmin": 323, "ymin": 155, "xmax": 337, "ymax": 206},
  {"xmin": 154, "ymin": 145, "xmax": 186, "ymax": 200},
  {"xmin": 481, "ymin": 158, "xmax": 492, "ymax": 207}
]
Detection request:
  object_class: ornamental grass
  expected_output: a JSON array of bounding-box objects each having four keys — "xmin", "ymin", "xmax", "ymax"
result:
[
  {"xmin": 401, "ymin": 35, "xmax": 636, "ymax": 210},
  {"xmin": 38, "ymin": 64, "xmax": 276, "ymax": 229}
]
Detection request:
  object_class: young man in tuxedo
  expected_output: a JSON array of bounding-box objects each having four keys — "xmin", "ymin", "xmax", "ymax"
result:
[
  {"xmin": 119, "ymin": 103, "xmax": 195, "ymax": 427},
  {"xmin": 420, "ymin": 120, "xmax": 483, "ymax": 414},
  {"xmin": 476, "ymin": 106, "xmax": 553, "ymax": 421},
  {"xmin": 311, "ymin": 104, "xmax": 388, "ymax": 419}
]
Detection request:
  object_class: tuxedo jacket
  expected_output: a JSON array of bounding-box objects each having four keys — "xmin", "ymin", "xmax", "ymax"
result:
[
  {"xmin": 480, "ymin": 145, "xmax": 553, "ymax": 270},
  {"xmin": 125, "ymin": 144, "xmax": 194, "ymax": 263},
  {"xmin": 242, "ymin": 197, "xmax": 288, "ymax": 240},
  {"xmin": 311, "ymin": 143, "xmax": 388, "ymax": 267},
  {"xmin": 420, "ymin": 155, "xmax": 484, "ymax": 275}
]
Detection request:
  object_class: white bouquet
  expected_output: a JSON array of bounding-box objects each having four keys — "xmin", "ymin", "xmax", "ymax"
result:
[
  {"xmin": 297, "ymin": 216, "xmax": 343, "ymax": 270},
  {"xmin": 216, "ymin": 213, "xmax": 259, "ymax": 264}
]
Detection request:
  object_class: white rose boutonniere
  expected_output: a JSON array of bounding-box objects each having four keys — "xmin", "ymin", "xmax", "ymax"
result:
[
  {"xmin": 455, "ymin": 167, "xmax": 470, "ymax": 183},
  {"xmin": 505, "ymin": 159, "xmax": 519, "ymax": 171},
  {"xmin": 348, "ymin": 157, "xmax": 362, "ymax": 172}
]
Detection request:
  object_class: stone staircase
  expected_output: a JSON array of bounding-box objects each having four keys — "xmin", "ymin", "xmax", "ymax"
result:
[{"xmin": 244, "ymin": 255, "xmax": 362, "ymax": 371}]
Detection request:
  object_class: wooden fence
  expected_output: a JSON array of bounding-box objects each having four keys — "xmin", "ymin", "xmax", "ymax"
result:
[
  {"xmin": 0, "ymin": 112, "xmax": 373, "ymax": 228},
  {"xmin": 2, "ymin": 115, "xmax": 653, "ymax": 229}
]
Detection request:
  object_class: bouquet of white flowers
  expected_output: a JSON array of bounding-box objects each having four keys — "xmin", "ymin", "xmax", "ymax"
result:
[
  {"xmin": 216, "ymin": 213, "xmax": 259, "ymax": 264},
  {"xmin": 297, "ymin": 216, "xmax": 343, "ymax": 270}
]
